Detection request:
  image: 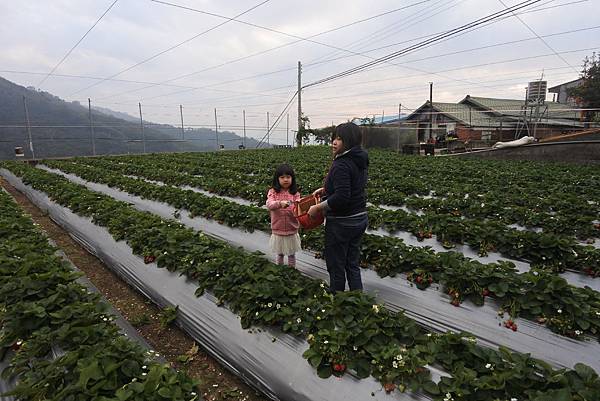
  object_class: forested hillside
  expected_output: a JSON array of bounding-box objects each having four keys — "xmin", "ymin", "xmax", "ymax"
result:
[{"xmin": 0, "ymin": 77, "xmax": 257, "ymax": 159}]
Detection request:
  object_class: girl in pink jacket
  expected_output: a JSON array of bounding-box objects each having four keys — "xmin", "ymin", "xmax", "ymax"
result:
[{"xmin": 266, "ymin": 164, "xmax": 301, "ymax": 267}]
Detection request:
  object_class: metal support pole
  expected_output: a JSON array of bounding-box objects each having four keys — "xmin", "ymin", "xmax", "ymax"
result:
[
  {"xmin": 297, "ymin": 61, "xmax": 302, "ymax": 147},
  {"xmin": 23, "ymin": 96, "xmax": 35, "ymax": 160},
  {"xmin": 243, "ymin": 109, "xmax": 246, "ymax": 148},
  {"xmin": 382, "ymin": 110, "xmax": 385, "ymax": 124},
  {"xmin": 397, "ymin": 103, "xmax": 401, "ymax": 152},
  {"xmin": 267, "ymin": 112, "xmax": 270, "ymax": 145},
  {"xmin": 429, "ymin": 82, "xmax": 433, "ymax": 139},
  {"xmin": 214, "ymin": 108, "xmax": 219, "ymax": 150},
  {"xmin": 180, "ymin": 104, "xmax": 185, "ymax": 140},
  {"xmin": 138, "ymin": 103, "xmax": 146, "ymax": 153},
  {"xmin": 286, "ymin": 113, "xmax": 289, "ymax": 146},
  {"xmin": 88, "ymin": 98, "xmax": 96, "ymax": 156}
]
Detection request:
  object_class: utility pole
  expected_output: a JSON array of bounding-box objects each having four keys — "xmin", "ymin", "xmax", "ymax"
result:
[
  {"xmin": 397, "ymin": 103, "xmax": 401, "ymax": 152},
  {"xmin": 180, "ymin": 104, "xmax": 185, "ymax": 140},
  {"xmin": 214, "ymin": 108, "xmax": 219, "ymax": 150},
  {"xmin": 286, "ymin": 113, "xmax": 289, "ymax": 146},
  {"xmin": 429, "ymin": 82, "xmax": 433, "ymax": 140},
  {"xmin": 267, "ymin": 111, "xmax": 270, "ymax": 145},
  {"xmin": 23, "ymin": 96, "xmax": 35, "ymax": 160},
  {"xmin": 297, "ymin": 61, "xmax": 302, "ymax": 147},
  {"xmin": 88, "ymin": 98, "xmax": 96, "ymax": 156},
  {"xmin": 243, "ymin": 109, "xmax": 246, "ymax": 148},
  {"xmin": 138, "ymin": 102, "xmax": 146, "ymax": 153}
]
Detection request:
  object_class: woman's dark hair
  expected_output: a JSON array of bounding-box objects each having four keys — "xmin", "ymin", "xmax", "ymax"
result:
[
  {"xmin": 331, "ymin": 122, "xmax": 362, "ymax": 152},
  {"xmin": 271, "ymin": 163, "xmax": 298, "ymax": 194}
]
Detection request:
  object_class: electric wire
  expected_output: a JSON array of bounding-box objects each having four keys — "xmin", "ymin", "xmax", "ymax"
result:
[
  {"xmin": 68, "ymin": 0, "xmax": 272, "ymax": 97},
  {"xmin": 302, "ymin": 0, "xmax": 545, "ymax": 89},
  {"xmin": 92, "ymin": 0, "xmax": 433, "ymax": 101},
  {"xmin": 497, "ymin": 0, "xmax": 579, "ymax": 73},
  {"xmin": 37, "ymin": 0, "xmax": 120, "ymax": 88}
]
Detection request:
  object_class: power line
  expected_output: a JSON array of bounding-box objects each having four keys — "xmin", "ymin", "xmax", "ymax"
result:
[
  {"xmin": 255, "ymin": 92, "xmax": 298, "ymax": 148},
  {"xmin": 304, "ymin": 0, "xmax": 462, "ymax": 68},
  {"xmin": 137, "ymin": 0, "xmax": 585, "ymax": 108},
  {"xmin": 302, "ymin": 0, "xmax": 588, "ymax": 72},
  {"xmin": 37, "ymin": 0, "xmax": 120, "ymax": 88},
  {"xmin": 302, "ymin": 0, "xmax": 544, "ymax": 89},
  {"xmin": 90, "ymin": 0, "xmax": 432, "ymax": 101},
  {"xmin": 497, "ymin": 0, "xmax": 579, "ymax": 74},
  {"xmin": 68, "ymin": 0, "xmax": 271, "ymax": 97}
]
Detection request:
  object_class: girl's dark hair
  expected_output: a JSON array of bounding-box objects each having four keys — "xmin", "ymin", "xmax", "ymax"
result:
[
  {"xmin": 271, "ymin": 163, "xmax": 298, "ymax": 194},
  {"xmin": 331, "ymin": 122, "xmax": 362, "ymax": 152}
]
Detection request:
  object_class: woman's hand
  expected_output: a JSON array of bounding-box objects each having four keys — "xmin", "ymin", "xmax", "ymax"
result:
[
  {"xmin": 312, "ymin": 187, "xmax": 325, "ymax": 197},
  {"xmin": 307, "ymin": 204, "xmax": 321, "ymax": 220}
]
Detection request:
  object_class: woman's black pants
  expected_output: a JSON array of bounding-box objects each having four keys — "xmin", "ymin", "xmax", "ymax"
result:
[{"xmin": 324, "ymin": 213, "xmax": 368, "ymax": 293}]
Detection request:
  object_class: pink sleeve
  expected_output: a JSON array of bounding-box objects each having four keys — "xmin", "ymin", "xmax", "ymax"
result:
[{"xmin": 266, "ymin": 189, "xmax": 280, "ymax": 210}]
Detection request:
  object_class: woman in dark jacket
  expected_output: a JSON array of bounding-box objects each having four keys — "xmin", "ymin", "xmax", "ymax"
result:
[{"xmin": 308, "ymin": 122, "xmax": 369, "ymax": 293}]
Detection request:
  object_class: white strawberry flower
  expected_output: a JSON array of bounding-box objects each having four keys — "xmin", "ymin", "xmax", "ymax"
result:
[
  {"xmin": 485, "ymin": 363, "xmax": 492, "ymax": 369},
  {"xmin": 276, "ymin": 304, "xmax": 281, "ymax": 309},
  {"xmin": 267, "ymin": 302, "xmax": 272, "ymax": 308},
  {"xmin": 296, "ymin": 318, "xmax": 302, "ymax": 324},
  {"xmin": 557, "ymin": 309, "xmax": 562, "ymax": 314},
  {"xmin": 372, "ymin": 304, "xmax": 380, "ymax": 313}
]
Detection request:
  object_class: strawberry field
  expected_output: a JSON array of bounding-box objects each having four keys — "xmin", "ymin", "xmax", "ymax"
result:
[{"xmin": 2, "ymin": 146, "xmax": 600, "ymax": 401}]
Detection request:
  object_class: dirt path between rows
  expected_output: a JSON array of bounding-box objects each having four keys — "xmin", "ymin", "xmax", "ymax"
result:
[{"xmin": 0, "ymin": 177, "xmax": 269, "ymax": 401}]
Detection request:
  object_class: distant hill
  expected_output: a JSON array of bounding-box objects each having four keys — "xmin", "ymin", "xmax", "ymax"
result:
[{"xmin": 0, "ymin": 76, "xmax": 259, "ymax": 160}]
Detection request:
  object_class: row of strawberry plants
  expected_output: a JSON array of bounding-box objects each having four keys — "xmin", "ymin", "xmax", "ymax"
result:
[
  {"xmin": 0, "ymin": 188, "xmax": 198, "ymax": 400},
  {"xmin": 3, "ymin": 162, "xmax": 600, "ymax": 400},
  {"xmin": 35, "ymin": 161, "xmax": 600, "ymax": 340},
  {"xmin": 47, "ymin": 158, "xmax": 600, "ymax": 278},
  {"xmin": 95, "ymin": 148, "xmax": 600, "ymax": 239}
]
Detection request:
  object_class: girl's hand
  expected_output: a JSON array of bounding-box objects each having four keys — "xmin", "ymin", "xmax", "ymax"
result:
[{"xmin": 279, "ymin": 200, "xmax": 291, "ymax": 208}]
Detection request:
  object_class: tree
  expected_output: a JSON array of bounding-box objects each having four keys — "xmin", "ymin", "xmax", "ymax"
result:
[
  {"xmin": 567, "ymin": 52, "xmax": 600, "ymax": 121},
  {"xmin": 296, "ymin": 114, "xmax": 311, "ymax": 146},
  {"xmin": 307, "ymin": 125, "xmax": 335, "ymax": 144}
]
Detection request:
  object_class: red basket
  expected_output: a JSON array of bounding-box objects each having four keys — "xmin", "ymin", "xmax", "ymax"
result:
[{"xmin": 293, "ymin": 194, "xmax": 324, "ymax": 230}]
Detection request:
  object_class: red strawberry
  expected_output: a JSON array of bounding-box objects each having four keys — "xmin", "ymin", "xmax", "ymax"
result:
[
  {"xmin": 11, "ymin": 340, "xmax": 22, "ymax": 351},
  {"xmin": 482, "ymin": 289, "xmax": 490, "ymax": 297},
  {"xmin": 511, "ymin": 324, "xmax": 518, "ymax": 332},
  {"xmin": 383, "ymin": 383, "xmax": 396, "ymax": 393},
  {"xmin": 333, "ymin": 363, "xmax": 346, "ymax": 372},
  {"xmin": 144, "ymin": 255, "xmax": 156, "ymax": 264},
  {"xmin": 428, "ymin": 277, "xmax": 433, "ymax": 284},
  {"xmin": 451, "ymin": 299, "xmax": 460, "ymax": 307},
  {"xmin": 416, "ymin": 276, "xmax": 423, "ymax": 284}
]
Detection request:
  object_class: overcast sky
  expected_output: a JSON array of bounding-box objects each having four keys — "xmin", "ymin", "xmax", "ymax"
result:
[{"xmin": 1, "ymin": 0, "xmax": 598, "ymax": 143}]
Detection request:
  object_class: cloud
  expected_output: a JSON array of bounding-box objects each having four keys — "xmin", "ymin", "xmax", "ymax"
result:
[{"xmin": 0, "ymin": 0, "xmax": 596, "ymax": 136}]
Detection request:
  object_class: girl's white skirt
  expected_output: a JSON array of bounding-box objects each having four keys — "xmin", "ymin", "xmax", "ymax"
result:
[{"xmin": 270, "ymin": 233, "xmax": 301, "ymax": 255}]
